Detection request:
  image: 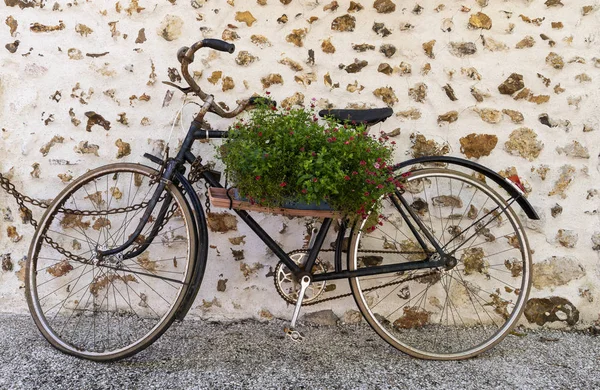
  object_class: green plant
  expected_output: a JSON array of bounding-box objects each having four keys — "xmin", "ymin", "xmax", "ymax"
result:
[{"xmin": 221, "ymin": 100, "xmax": 402, "ymax": 221}]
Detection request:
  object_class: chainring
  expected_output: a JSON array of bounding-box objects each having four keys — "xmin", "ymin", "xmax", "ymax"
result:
[{"xmin": 274, "ymin": 252, "xmax": 327, "ymax": 305}]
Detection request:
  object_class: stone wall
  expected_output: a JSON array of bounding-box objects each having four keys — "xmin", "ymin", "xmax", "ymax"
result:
[{"xmin": 1, "ymin": 0, "xmax": 599, "ymax": 328}]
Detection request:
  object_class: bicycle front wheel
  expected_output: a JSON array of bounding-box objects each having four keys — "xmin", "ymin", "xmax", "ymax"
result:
[
  {"xmin": 349, "ymin": 168, "xmax": 532, "ymax": 360},
  {"xmin": 26, "ymin": 163, "xmax": 196, "ymax": 361}
]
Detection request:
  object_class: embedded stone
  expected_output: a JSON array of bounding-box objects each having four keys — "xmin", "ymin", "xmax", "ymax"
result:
[
  {"xmin": 343, "ymin": 59, "xmax": 368, "ymax": 73},
  {"xmin": 207, "ymin": 212, "xmax": 238, "ymax": 232},
  {"xmin": 261, "ymin": 73, "xmax": 283, "ymax": 89},
  {"xmin": 524, "ymin": 297, "xmax": 579, "ymax": 326},
  {"xmin": 5, "ymin": 40, "xmax": 19, "ymax": 53},
  {"xmin": 250, "ymin": 35, "xmax": 271, "ymax": 46},
  {"xmin": 342, "ymin": 310, "xmax": 362, "ymax": 324},
  {"xmin": 235, "ymin": 51, "xmax": 258, "ymax": 66},
  {"xmin": 352, "ymin": 43, "xmax": 375, "ymax": 52},
  {"xmin": 157, "ymin": 14, "xmax": 183, "ymax": 41},
  {"xmin": 395, "ymin": 62, "xmax": 411, "ymax": 76},
  {"xmin": 393, "ymin": 307, "xmax": 430, "ymax": 329},
  {"xmin": 474, "ymin": 108, "xmax": 502, "ymax": 124},
  {"xmin": 373, "ymin": 86, "xmax": 398, "ymax": 106},
  {"xmin": 548, "ymin": 165, "xmax": 576, "ymax": 198},
  {"xmin": 222, "ymin": 29, "xmax": 240, "ymax": 41},
  {"xmin": 546, "ymin": 52, "xmax": 564, "ymax": 69},
  {"xmin": 348, "ymin": 1, "xmax": 363, "ymax": 12},
  {"xmin": 396, "ymin": 108, "xmax": 421, "ymax": 120},
  {"xmin": 5, "ymin": 16, "xmax": 18, "ymax": 36},
  {"xmin": 502, "ymin": 109, "xmax": 524, "ymax": 123},
  {"xmin": 286, "ymin": 28, "xmax": 307, "ymax": 47},
  {"xmin": 323, "ymin": 1, "xmax": 339, "ymax": 11},
  {"xmin": 550, "ymin": 204, "xmax": 562, "ymax": 217},
  {"xmin": 84, "ymin": 111, "xmax": 111, "ymax": 132},
  {"xmin": 208, "ymin": 71, "xmax": 222, "ymax": 84},
  {"xmin": 217, "ymin": 279, "xmax": 228, "ymax": 292},
  {"xmin": 280, "ymin": 92, "xmax": 304, "ymax": 109},
  {"xmin": 459, "ymin": 134, "xmax": 498, "ymax": 159},
  {"xmin": 279, "ymin": 57, "xmax": 303, "ymax": 72},
  {"xmin": 575, "ymin": 73, "xmax": 592, "ymax": 83},
  {"xmin": 551, "ymin": 21, "xmax": 563, "ymax": 29},
  {"xmin": 442, "ymin": 84, "xmax": 457, "ymax": 101},
  {"xmin": 437, "ymin": 111, "xmax": 458, "ymax": 124},
  {"xmin": 372, "ymin": 22, "xmax": 391, "ymax": 37},
  {"xmin": 470, "ymin": 87, "xmax": 489, "ymax": 102},
  {"xmin": 68, "ymin": 48, "xmax": 83, "ymax": 60},
  {"xmin": 378, "ymin": 63, "xmax": 393, "ymax": 75},
  {"xmin": 422, "ymin": 40, "xmax": 435, "ymax": 59},
  {"xmin": 582, "ymin": 5, "xmax": 594, "ymax": 15},
  {"xmin": 331, "ymin": 14, "xmax": 356, "ymax": 31},
  {"xmin": 516, "ymin": 36, "xmax": 535, "ymax": 49},
  {"xmin": 302, "ymin": 309, "xmax": 339, "ymax": 326},
  {"xmin": 1, "ymin": 254, "xmax": 12, "ymax": 272},
  {"xmin": 468, "ymin": 12, "xmax": 492, "ymax": 29},
  {"xmin": 498, "ymin": 73, "xmax": 524, "ymax": 95},
  {"xmin": 235, "ymin": 11, "xmax": 257, "ymax": 26},
  {"xmin": 483, "ymin": 36, "xmax": 508, "ymax": 51},
  {"xmin": 545, "ymin": 0, "xmax": 563, "ymax": 6},
  {"xmin": 135, "ymin": 28, "xmax": 146, "ymax": 44},
  {"xmin": 73, "ymin": 141, "xmax": 99, "ymax": 156},
  {"xmin": 30, "ymin": 21, "xmax": 65, "ymax": 33},
  {"xmin": 409, "ymin": 83, "xmax": 427, "ymax": 103},
  {"xmin": 504, "ymin": 128, "xmax": 543, "ymax": 161},
  {"xmin": 555, "ymin": 230, "xmax": 578, "ymax": 248},
  {"xmin": 39, "ymin": 135, "xmax": 64, "ymax": 156},
  {"xmin": 373, "ymin": 0, "xmax": 395, "ymax": 13},
  {"xmin": 410, "ymin": 133, "xmax": 450, "ymax": 158},
  {"xmin": 222, "ymin": 76, "xmax": 234, "ymax": 91},
  {"xmin": 556, "ymin": 141, "xmax": 590, "ymax": 159},
  {"xmin": 321, "ymin": 38, "xmax": 335, "ymax": 53},
  {"xmin": 75, "ymin": 23, "xmax": 93, "ymax": 37},
  {"xmin": 277, "ymin": 14, "xmax": 288, "ymax": 24},
  {"xmin": 441, "ymin": 18, "xmax": 453, "ymax": 32},
  {"xmin": 379, "ymin": 44, "xmax": 396, "ymax": 58},
  {"xmin": 449, "ymin": 42, "xmax": 477, "ymax": 57}
]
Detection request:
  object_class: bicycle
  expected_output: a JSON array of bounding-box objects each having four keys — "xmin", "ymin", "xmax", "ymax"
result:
[{"xmin": 24, "ymin": 39, "xmax": 539, "ymax": 362}]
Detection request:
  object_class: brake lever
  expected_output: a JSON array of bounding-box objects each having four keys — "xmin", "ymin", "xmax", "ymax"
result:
[{"xmin": 162, "ymin": 81, "xmax": 192, "ymax": 94}]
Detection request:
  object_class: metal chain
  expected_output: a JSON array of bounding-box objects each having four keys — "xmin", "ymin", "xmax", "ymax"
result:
[{"xmin": 277, "ymin": 249, "xmax": 437, "ymax": 306}]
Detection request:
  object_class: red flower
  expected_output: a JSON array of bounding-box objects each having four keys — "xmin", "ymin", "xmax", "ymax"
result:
[
  {"xmin": 352, "ymin": 171, "xmax": 358, "ymax": 175},
  {"xmin": 301, "ymin": 189, "xmax": 307, "ymax": 194},
  {"xmin": 359, "ymin": 160, "xmax": 366, "ymax": 166},
  {"xmin": 364, "ymin": 191, "xmax": 370, "ymax": 196},
  {"xmin": 280, "ymin": 182, "xmax": 287, "ymax": 187},
  {"xmin": 312, "ymin": 178, "xmax": 318, "ymax": 182},
  {"xmin": 266, "ymin": 91, "xmax": 271, "ymax": 95},
  {"xmin": 344, "ymin": 175, "xmax": 350, "ymax": 181},
  {"xmin": 255, "ymin": 176, "xmax": 261, "ymax": 180},
  {"xmin": 258, "ymin": 131, "xmax": 263, "ymax": 137},
  {"xmin": 377, "ymin": 184, "xmax": 384, "ymax": 189},
  {"xmin": 300, "ymin": 147, "xmax": 305, "ymax": 152}
]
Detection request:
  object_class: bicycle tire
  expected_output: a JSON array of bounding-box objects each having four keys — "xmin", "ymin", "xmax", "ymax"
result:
[
  {"xmin": 348, "ymin": 168, "xmax": 532, "ymax": 360},
  {"xmin": 26, "ymin": 163, "xmax": 197, "ymax": 361}
]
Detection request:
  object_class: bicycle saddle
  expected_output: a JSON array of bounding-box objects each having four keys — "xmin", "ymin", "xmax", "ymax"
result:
[{"xmin": 318, "ymin": 107, "xmax": 393, "ymax": 125}]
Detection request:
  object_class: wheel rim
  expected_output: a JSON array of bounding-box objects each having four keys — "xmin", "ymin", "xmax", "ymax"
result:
[
  {"xmin": 350, "ymin": 169, "xmax": 531, "ymax": 360},
  {"xmin": 27, "ymin": 164, "xmax": 195, "ymax": 359}
]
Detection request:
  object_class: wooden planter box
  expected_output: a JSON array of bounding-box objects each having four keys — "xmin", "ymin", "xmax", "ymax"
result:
[{"xmin": 208, "ymin": 187, "xmax": 339, "ymax": 218}]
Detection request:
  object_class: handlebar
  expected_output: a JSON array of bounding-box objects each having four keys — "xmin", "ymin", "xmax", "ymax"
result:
[{"xmin": 179, "ymin": 39, "xmax": 251, "ymax": 119}]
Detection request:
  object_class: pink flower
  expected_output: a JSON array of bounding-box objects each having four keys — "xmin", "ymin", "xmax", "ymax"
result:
[
  {"xmin": 352, "ymin": 171, "xmax": 358, "ymax": 175},
  {"xmin": 301, "ymin": 189, "xmax": 307, "ymax": 194},
  {"xmin": 344, "ymin": 175, "xmax": 351, "ymax": 181},
  {"xmin": 377, "ymin": 184, "xmax": 384, "ymax": 189},
  {"xmin": 313, "ymin": 178, "xmax": 318, "ymax": 182},
  {"xmin": 280, "ymin": 182, "xmax": 287, "ymax": 187},
  {"xmin": 255, "ymin": 176, "xmax": 261, "ymax": 180},
  {"xmin": 359, "ymin": 160, "xmax": 366, "ymax": 166},
  {"xmin": 373, "ymin": 162, "xmax": 380, "ymax": 169}
]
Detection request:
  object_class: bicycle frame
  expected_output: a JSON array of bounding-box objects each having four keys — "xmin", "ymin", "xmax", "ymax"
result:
[{"xmin": 97, "ymin": 110, "xmax": 449, "ymax": 286}]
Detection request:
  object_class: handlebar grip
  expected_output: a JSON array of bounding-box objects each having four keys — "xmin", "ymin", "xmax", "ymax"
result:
[{"xmin": 202, "ymin": 39, "xmax": 235, "ymax": 54}]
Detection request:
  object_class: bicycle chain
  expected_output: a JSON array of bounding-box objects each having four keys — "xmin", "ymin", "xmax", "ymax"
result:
[{"xmin": 277, "ymin": 249, "xmax": 438, "ymax": 306}]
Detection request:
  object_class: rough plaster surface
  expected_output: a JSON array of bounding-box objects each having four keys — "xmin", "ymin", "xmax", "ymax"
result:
[{"xmin": 1, "ymin": 0, "xmax": 599, "ymax": 328}]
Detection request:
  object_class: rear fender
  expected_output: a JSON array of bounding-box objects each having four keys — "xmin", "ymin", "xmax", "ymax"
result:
[{"xmin": 394, "ymin": 156, "xmax": 540, "ymax": 220}]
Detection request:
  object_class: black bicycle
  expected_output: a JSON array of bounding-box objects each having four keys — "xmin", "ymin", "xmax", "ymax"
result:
[{"xmin": 25, "ymin": 39, "xmax": 538, "ymax": 362}]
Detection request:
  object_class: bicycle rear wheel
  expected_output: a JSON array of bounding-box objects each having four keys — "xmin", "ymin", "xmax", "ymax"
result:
[
  {"xmin": 348, "ymin": 168, "xmax": 532, "ymax": 360},
  {"xmin": 26, "ymin": 163, "xmax": 196, "ymax": 361}
]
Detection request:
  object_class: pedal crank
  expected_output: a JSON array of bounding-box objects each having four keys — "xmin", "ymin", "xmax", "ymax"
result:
[
  {"xmin": 284, "ymin": 274, "xmax": 311, "ymax": 342},
  {"xmin": 284, "ymin": 327, "xmax": 305, "ymax": 342}
]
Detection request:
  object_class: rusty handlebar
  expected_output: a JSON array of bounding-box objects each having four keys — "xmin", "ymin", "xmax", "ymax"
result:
[{"xmin": 179, "ymin": 39, "xmax": 250, "ymax": 119}]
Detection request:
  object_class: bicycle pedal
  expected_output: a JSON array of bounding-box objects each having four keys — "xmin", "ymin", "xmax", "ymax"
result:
[{"xmin": 284, "ymin": 327, "xmax": 305, "ymax": 343}]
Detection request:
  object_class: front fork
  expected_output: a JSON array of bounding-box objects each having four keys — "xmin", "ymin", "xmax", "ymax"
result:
[{"xmin": 96, "ymin": 159, "xmax": 180, "ymax": 260}]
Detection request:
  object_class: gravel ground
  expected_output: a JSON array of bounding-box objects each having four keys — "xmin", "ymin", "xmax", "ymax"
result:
[{"xmin": 0, "ymin": 314, "xmax": 599, "ymax": 390}]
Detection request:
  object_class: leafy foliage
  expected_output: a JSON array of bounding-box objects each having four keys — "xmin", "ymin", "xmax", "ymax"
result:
[{"xmin": 221, "ymin": 101, "xmax": 402, "ymax": 220}]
